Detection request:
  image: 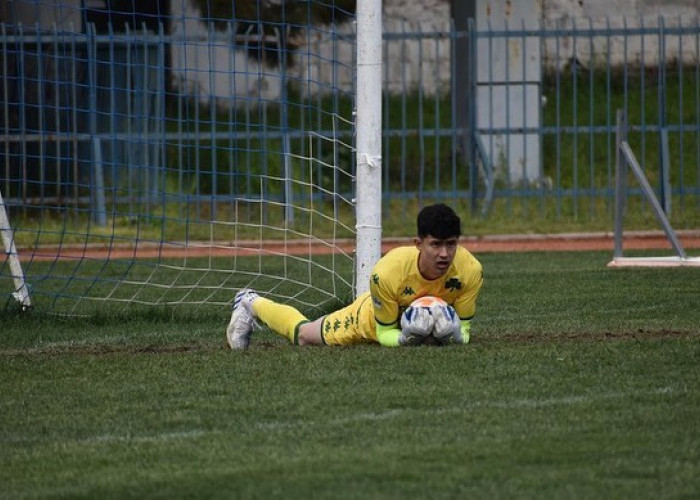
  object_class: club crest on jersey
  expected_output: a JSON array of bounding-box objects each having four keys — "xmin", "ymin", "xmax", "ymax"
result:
[
  {"xmin": 445, "ymin": 277, "xmax": 462, "ymax": 291},
  {"xmin": 373, "ymin": 297, "xmax": 382, "ymax": 309}
]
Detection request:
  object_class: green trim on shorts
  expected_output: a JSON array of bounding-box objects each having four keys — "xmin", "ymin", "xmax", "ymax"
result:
[
  {"xmin": 293, "ymin": 319, "xmax": 322, "ymax": 346},
  {"xmin": 318, "ymin": 317, "xmax": 328, "ymax": 345},
  {"xmin": 293, "ymin": 321, "xmax": 305, "ymax": 345}
]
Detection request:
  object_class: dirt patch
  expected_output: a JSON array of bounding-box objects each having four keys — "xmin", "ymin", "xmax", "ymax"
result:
[
  {"xmin": 479, "ymin": 329, "xmax": 699, "ymax": 344},
  {"xmin": 0, "ymin": 342, "xmax": 215, "ymax": 358},
  {"xmin": 3, "ymin": 329, "xmax": 696, "ymax": 358}
]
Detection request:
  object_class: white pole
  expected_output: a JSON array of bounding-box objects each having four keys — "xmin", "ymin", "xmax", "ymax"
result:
[
  {"xmin": 0, "ymin": 188, "xmax": 32, "ymax": 309},
  {"xmin": 354, "ymin": 0, "xmax": 382, "ymax": 297}
]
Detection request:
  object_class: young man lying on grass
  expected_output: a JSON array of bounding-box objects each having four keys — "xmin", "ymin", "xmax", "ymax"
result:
[{"xmin": 226, "ymin": 203, "xmax": 483, "ymax": 348}]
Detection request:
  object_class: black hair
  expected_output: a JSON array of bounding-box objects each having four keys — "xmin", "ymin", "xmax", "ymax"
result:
[{"xmin": 416, "ymin": 203, "xmax": 461, "ymax": 239}]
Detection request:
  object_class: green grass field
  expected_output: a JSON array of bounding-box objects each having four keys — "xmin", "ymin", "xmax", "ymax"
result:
[{"xmin": 2, "ymin": 250, "xmax": 700, "ymax": 499}]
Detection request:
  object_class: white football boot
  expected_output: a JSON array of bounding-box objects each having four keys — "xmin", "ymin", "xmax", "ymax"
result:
[{"xmin": 226, "ymin": 289, "xmax": 260, "ymax": 350}]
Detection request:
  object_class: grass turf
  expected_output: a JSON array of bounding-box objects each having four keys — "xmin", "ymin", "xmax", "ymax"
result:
[{"xmin": 1, "ymin": 250, "xmax": 699, "ymax": 498}]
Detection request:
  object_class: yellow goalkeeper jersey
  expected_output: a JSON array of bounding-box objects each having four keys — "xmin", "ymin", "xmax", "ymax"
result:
[
  {"xmin": 320, "ymin": 245, "xmax": 483, "ymax": 346},
  {"xmin": 369, "ymin": 245, "xmax": 483, "ymax": 328}
]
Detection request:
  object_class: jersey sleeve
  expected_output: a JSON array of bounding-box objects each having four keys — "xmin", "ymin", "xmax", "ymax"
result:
[
  {"xmin": 370, "ymin": 277, "xmax": 403, "ymax": 346},
  {"xmin": 453, "ymin": 258, "xmax": 483, "ymax": 320},
  {"xmin": 369, "ymin": 260, "xmax": 402, "ymax": 328}
]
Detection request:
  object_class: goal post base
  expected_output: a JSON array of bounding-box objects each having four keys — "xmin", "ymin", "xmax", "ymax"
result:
[{"xmin": 607, "ymin": 256, "xmax": 700, "ymax": 268}]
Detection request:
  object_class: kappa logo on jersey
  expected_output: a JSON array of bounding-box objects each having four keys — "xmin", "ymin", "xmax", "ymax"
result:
[
  {"xmin": 402, "ymin": 286, "xmax": 415, "ymax": 297},
  {"xmin": 373, "ymin": 297, "xmax": 382, "ymax": 309},
  {"xmin": 445, "ymin": 277, "xmax": 462, "ymax": 291},
  {"xmin": 372, "ymin": 273, "xmax": 380, "ymax": 285}
]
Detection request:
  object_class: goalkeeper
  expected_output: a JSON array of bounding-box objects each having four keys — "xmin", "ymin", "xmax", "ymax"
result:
[{"xmin": 227, "ymin": 203, "xmax": 483, "ymax": 348}]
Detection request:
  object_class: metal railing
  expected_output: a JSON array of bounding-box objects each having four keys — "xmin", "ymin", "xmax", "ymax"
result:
[{"xmin": 2, "ymin": 18, "xmax": 700, "ymax": 230}]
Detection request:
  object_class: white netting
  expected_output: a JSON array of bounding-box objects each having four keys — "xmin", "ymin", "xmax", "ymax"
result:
[{"xmin": 1, "ymin": 1, "xmax": 359, "ymax": 316}]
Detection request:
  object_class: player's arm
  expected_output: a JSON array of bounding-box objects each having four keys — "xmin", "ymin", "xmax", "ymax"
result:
[
  {"xmin": 376, "ymin": 306, "xmax": 434, "ymax": 347},
  {"xmin": 447, "ymin": 259, "xmax": 483, "ymax": 344},
  {"xmin": 431, "ymin": 258, "xmax": 482, "ymax": 344},
  {"xmin": 371, "ymin": 290, "xmax": 404, "ymax": 347},
  {"xmin": 369, "ymin": 255, "xmax": 432, "ymax": 347},
  {"xmin": 370, "ymin": 265, "xmax": 406, "ymax": 347},
  {"xmin": 375, "ymin": 322, "xmax": 402, "ymax": 347},
  {"xmin": 459, "ymin": 318, "xmax": 472, "ymax": 344}
]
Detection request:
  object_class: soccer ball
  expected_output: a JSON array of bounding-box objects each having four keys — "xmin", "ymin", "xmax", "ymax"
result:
[
  {"xmin": 413, "ymin": 295, "xmax": 448, "ymax": 346},
  {"xmin": 409, "ymin": 295, "xmax": 447, "ymax": 309},
  {"xmin": 403, "ymin": 295, "xmax": 461, "ymax": 346},
  {"xmin": 400, "ymin": 295, "xmax": 447, "ymax": 345}
]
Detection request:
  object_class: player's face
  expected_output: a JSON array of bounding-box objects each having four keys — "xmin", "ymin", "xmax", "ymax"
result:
[{"xmin": 415, "ymin": 235, "xmax": 459, "ymax": 280}]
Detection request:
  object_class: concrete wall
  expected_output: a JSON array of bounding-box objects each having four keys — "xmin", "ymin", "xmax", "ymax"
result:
[
  {"xmin": 0, "ymin": 0, "xmax": 81, "ymax": 29},
  {"xmin": 6, "ymin": 0, "xmax": 700, "ymax": 98},
  {"xmin": 541, "ymin": 0, "xmax": 700, "ymax": 68},
  {"xmin": 382, "ymin": 0, "xmax": 700, "ymax": 94}
]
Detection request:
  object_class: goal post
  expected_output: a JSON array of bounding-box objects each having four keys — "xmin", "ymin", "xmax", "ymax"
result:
[
  {"xmin": 354, "ymin": 0, "xmax": 383, "ymax": 296},
  {"xmin": 609, "ymin": 109, "xmax": 700, "ymax": 268},
  {"xmin": 0, "ymin": 187, "xmax": 31, "ymax": 310}
]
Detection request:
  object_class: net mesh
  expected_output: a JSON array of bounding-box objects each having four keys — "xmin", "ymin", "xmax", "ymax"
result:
[{"xmin": 1, "ymin": 0, "xmax": 357, "ymax": 316}]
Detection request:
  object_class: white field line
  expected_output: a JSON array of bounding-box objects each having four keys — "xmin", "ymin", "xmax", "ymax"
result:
[
  {"xmin": 3, "ymin": 386, "xmax": 682, "ymax": 446},
  {"xmin": 88, "ymin": 429, "xmax": 208, "ymax": 444},
  {"xmin": 255, "ymin": 386, "xmax": 680, "ymax": 430}
]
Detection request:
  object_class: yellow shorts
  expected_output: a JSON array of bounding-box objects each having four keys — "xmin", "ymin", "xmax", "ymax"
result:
[{"xmin": 321, "ymin": 291, "xmax": 377, "ymax": 346}]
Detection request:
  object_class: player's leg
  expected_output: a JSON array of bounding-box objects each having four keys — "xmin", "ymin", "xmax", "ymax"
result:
[
  {"xmin": 227, "ymin": 289, "xmax": 371, "ymax": 348},
  {"xmin": 318, "ymin": 292, "xmax": 375, "ymax": 346},
  {"xmin": 226, "ymin": 288, "xmax": 325, "ymax": 348},
  {"xmin": 248, "ymin": 294, "xmax": 367, "ymax": 346},
  {"xmin": 296, "ymin": 318, "xmax": 325, "ymax": 346},
  {"xmin": 251, "ymin": 296, "xmax": 316, "ymax": 344},
  {"xmin": 226, "ymin": 289, "xmax": 260, "ymax": 349}
]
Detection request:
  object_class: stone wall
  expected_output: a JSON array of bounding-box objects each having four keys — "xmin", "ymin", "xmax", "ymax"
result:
[
  {"xmin": 160, "ymin": 0, "xmax": 700, "ymax": 101},
  {"xmin": 540, "ymin": 0, "xmax": 700, "ymax": 68},
  {"xmin": 6, "ymin": 1, "xmax": 700, "ymax": 100},
  {"xmin": 289, "ymin": 0, "xmax": 700, "ymax": 97}
]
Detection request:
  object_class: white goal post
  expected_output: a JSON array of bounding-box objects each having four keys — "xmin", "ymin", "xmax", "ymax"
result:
[
  {"xmin": 609, "ymin": 109, "xmax": 700, "ymax": 268},
  {"xmin": 354, "ymin": 0, "xmax": 383, "ymax": 296},
  {"xmin": 0, "ymin": 187, "xmax": 32, "ymax": 309}
]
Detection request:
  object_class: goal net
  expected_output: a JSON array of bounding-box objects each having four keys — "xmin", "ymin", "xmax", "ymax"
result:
[{"xmin": 1, "ymin": 0, "xmax": 380, "ymax": 317}]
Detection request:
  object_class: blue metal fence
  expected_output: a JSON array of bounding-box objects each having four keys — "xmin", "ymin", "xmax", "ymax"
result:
[
  {"xmin": 2, "ymin": 18, "xmax": 700, "ymax": 231},
  {"xmin": 381, "ymin": 18, "xmax": 700, "ymax": 225},
  {"xmin": 0, "ymin": 24, "xmax": 164, "ymax": 221}
]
